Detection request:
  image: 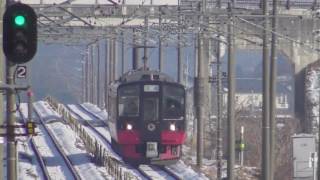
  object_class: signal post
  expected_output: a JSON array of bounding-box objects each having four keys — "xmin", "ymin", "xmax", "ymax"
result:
[{"xmin": 2, "ymin": 2, "xmax": 37, "ymax": 180}]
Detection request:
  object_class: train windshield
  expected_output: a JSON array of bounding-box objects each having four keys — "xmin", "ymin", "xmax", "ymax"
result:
[
  {"xmin": 163, "ymin": 85, "xmax": 185, "ymax": 119},
  {"xmin": 143, "ymin": 97, "xmax": 159, "ymax": 121},
  {"xmin": 118, "ymin": 85, "xmax": 139, "ymax": 117}
]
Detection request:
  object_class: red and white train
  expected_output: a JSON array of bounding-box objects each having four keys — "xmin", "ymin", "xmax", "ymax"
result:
[{"xmin": 107, "ymin": 70, "xmax": 186, "ymax": 165}]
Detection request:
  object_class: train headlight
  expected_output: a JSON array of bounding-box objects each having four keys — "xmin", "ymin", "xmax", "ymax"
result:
[
  {"xmin": 126, "ymin": 123, "xmax": 133, "ymax": 130},
  {"xmin": 169, "ymin": 124, "xmax": 176, "ymax": 131}
]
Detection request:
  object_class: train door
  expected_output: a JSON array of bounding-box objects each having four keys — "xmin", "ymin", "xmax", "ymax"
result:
[{"xmin": 141, "ymin": 84, "xmax": 161, "ymax": 158}]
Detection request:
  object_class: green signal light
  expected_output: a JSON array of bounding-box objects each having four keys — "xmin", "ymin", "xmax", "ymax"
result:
[{"xmin": 14, "ymin": 15, "xmax": 26, "ymax": 26}]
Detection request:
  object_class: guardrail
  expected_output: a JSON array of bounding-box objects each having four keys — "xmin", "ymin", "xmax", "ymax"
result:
[{"xmin": 44, "ymin": 96, "xmax": 138, "ymax": 180}]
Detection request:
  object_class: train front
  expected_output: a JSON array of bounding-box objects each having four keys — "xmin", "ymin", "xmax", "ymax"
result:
[{"xmin": 114, "ymin": 74, "xmax": 186, "ymax": 165}]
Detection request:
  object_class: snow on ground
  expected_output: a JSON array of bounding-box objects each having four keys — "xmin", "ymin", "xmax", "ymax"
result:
[
  {"xmin": 17, "ymin": 104, "xmax": 45, "ymax": 180},
  {"xmin": 67, "ymin": 104, "xmax": 112, "ymax": 144},
  {"xmin": 139, "ymin": 165, "xmax": 175, "ymax": 180},
  {"xmin": 68, "ymin": 104, "xmax": 93, "ymax": 121},
  {"xmin": 33, "ymin": 103, "xmax": 76, "ymax": 179},
  {"xmin": 47, "ymin": 122, "xmax": 111, "ymax": 180},
  {"xmin": 33, "ymin": 101, "xmax": 113, "ymax": 179},
  {"xmin": 166, "ymin": 160, "xmax": 209, "ymax": 180},
  {"xmin": 81, "ymin": 103, "xmax": 108, "ymax": 121},
  {"xmin": 34, "ymin": 101, "xmax": 61, "ymax": 122}
]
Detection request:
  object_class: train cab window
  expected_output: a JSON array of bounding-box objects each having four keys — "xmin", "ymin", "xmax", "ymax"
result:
[
  {"xmin": 163, "ymin": 85, "xmax": 185, "ymax": 119},
  {"xmin": 143, "ymin": 97, "xmax": 159, "ymax": 121},
  {"xmin": 118, "ymin": 85, "xmax": 139, "ymax": 117}
]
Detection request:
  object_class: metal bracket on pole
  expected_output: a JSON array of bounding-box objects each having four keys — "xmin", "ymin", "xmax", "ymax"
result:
[{"xmin": 0, "ymin": 82, "xmax": 30, "ymax": 91}]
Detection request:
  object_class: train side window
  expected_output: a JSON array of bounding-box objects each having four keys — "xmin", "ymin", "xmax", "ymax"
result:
[{"xmin": 118, "ymin": 85, "xmax": 139, "ymax": 117}]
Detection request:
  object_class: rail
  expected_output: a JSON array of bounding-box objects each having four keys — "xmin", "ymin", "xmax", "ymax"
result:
[
  {"xmin": 33, "ymin": 105, "xmax": 82, "ymax": 180},
  {"xmin": 45, "ymin": 96, "xmax": 138, "ymax": 180},
  {"xmin": 17, "ymin": 108, "xmax": 51, "ymax": 180}
]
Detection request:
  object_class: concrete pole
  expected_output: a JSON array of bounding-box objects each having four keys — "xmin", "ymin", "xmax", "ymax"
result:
[
  {"xmin": 270, "ymin": 0, "xmax": 278, "ymax": 178},
  {"xmin": 85, "ymin": 52, "xmax": 89, "ymax": 102},
  {"xmin": 96, "ymin": 42, "xmax": 101, "ymax": 107},
  {"xmin": 227, "ymin": 3, "xmax": 235, "ymax": 180},
  {"xmin": 177, "ymin": 8, "xmax": 183, "ymax": 83},
  {"xmin": 158, "ymin": 9, "xmax": 163, "ymax": 72},
  {"xmin": 121, "ymin": 32, "xmax": 125, "ymax": 75},
  {"xmin": 112, "ymin": 37, "xmax": 117, "ymax": 81},
  {"xmin": 196, "ymin": 32, "xmax": 206, "ymax": 168},
  {"xmin": 90, "ymin": 45, "xmax": 95, "ymax": 104},
  {"xmin": 133, "ymin": 29, "xmax": 140, "ymax": 70},
  {"xmin": 262, "ymin": 0, "xmax": 271, "ymax": 178},
  {"xmin": 104, "ymin": 39, "xmax": 109, "ymax": 109},
  {"xmin": 82, "ymin": 61, "xmax": 85, "ymax": 102},
  {"xmin": 109, "ymin": 39, "xmax": 114, "ymax": 83},
  {"xmin": 7, "ymin": 61, "xmax": 17, "ymax": 180},
  {"xmin": 109, "ymin": 36, "xmax": 117, "ymax": 82},
  {"xmin": 216, "ymin": 20, "xmax": 223, "ymax": 180},
  {"xmin": 143, "ymin": 16, "xmax": 148, "ymax": 70},
  {"xmin": 195, "ymin": 1, "xmax": 205, "ymax": 168},
  {"xmin": 0, "ymin": 1, "xmax": 5, "ymax": 178}
]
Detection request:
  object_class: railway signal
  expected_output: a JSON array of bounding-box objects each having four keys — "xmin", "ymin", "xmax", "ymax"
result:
[{"xmin": 3, "ymin": 3, "xmax": 37, "ymax": 64}]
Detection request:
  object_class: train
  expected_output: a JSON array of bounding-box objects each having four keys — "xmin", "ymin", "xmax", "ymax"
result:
[{"xmin": 107, "ymin": 69, "xmax": 186, "ymax": 165}]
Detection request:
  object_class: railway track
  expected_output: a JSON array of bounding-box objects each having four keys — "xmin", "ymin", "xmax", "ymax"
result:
[
  {"xmin": 17, "ymin": 107, "xmax": 51, "ymax": 180},
  {"xmin": 33, "ymin": 103, "xmax": 81, "ymax": 180},
  {"xmin": 69, "ymin": 104, "xmax": 182, "ymax": 180}
]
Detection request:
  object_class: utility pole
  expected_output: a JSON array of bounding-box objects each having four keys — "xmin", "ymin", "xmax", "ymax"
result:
[
  {"xmin": 216, "ymin": 19, "xmax": 223, "ymax": 180},
  {"xmin": 112, "ymin": 36, "xmax": 117, "ymax": 81},
  {"xmin": 109, "ymin": 38, "xmax": 114, "ymax": 83},
  {"xmin": 85, "ymin": 51, "xmax": 89, "ymax": 102},
  {"xmin": 177, "ymin": 6, "xmax": 183, "ymax": 83},
  {"xmin": 196, "ymin": 32, "xmax": 205, "ymax": 168},
  {"xmin": 82, "ymin": 61, "xmax": 85, "ymax": 102},
  {"xmin": 7, "ymin": 62, "xmax": 17, "ymax": 180},
  {"xmin": 133, "ymin": 29, "xmax": 139, "ymax": 70},
  {"xmin": 96, "ymin": 41, "xmax": 101, "ymax": 107},
  {"xmin": 270, "ymin": 0, "xmax": 278, "ymax": 178},
  {"xmin": 104, "ymin": 39, "xmax": 109, "ymax": 109},
  {"xmin": 121, "ymin": 32, "xmax": 125, "ymax": 75},
  {"xmin": 0, "ymin": 0, "xmax": 5, "ymax": 178},
  {"xmin": 110, "ymin": 35, "xmax": 117, "ymax": 82},
  {"xmin": 143, "ymin": 16, "xmax": 148, "ymax": 70},
  {"xmin": 90, "ymin": 45, "xmax": 95, "ymax": 104},
  {"xmin": 5, "ymin": 0, "xmax": 18, "ymax": 179},
  {"xmin": 227, "ymin": 3, "xmax": 235, "ymax": 180},
  {"xmin": 158, "ymin": 7, "xmax": 163, "ymax": 72},
  {"xmin": 196, "ymin": 0, "xmax": 208, "ymax": 168},
  {"xmin": 262, "ymin": 0, "xmax": 271, "ymax": 178}
]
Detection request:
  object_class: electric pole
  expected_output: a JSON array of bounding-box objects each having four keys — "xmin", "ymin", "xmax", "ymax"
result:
[
  {"xmin": 104, "ymin": 39, "xmax": 109, "ymax": 109},
  {"xmin": 262, "ymin": 0, "xmax": 271, "ymax": 178},
  {"xmin": 270, "ymin": 0, "xmax": 278, "ymax": 178},
  {"xmin": 216, "ymin": 19, "xmax": 223, "ymax": 180},
  {"xmin": 96, "ymin": 41, "xmax": 101, "ymax": 107},
  {"xmin": 227, "ymin": 3, "xmax": 236, "ymax": 180},
  {"xmin": 177, "ymin": 6, "xmax": 183, "ymax": 83},
  {"xmin": 0, "ymin": 1, "xmax": 5, "ymax": 178},
  {"xmin": 133, "ymin": 29, "xmax": 140, "ymax": 70},
  {"xmin": 158, "ymin": 7, "xmax": 163, "ymax": 72},
  {"xmin": 121, "ymin": 32, "xmax": 125, "ymax": 75},
  {"xmin": 90, "ymin": 45, "xmax": 95, "ymax": 104},
  {"xmin": 143, "ymin": 16, "xmax": 149, "ymax": 70}
]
